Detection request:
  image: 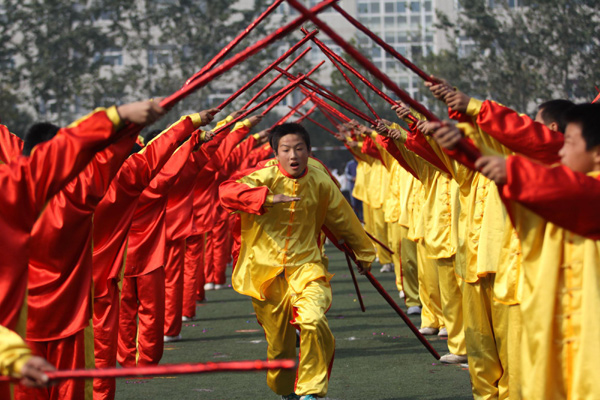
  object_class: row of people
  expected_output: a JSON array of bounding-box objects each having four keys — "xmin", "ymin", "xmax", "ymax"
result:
[
  {"xmin": 0, "ymin": 101, "xmax": 272, "ymax": 400},
  {"xmin": 331, "ymin": 79, "xmax": 599, "ymax": 399}
]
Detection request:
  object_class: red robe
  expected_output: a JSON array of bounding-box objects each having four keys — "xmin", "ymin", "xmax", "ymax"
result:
[
  {"xmin": 0, "ymin": 108, "xmax": 124, "ymax": 330},
  {"xmin": 0, "ymin": 124, "xmax": 23, "ymax": 163},
  {"xmin": 26, "ymin": 135, "xmax": 135, "ymax": 341}
]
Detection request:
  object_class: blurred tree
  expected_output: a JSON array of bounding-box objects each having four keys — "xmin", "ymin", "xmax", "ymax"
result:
[{"xmin": 418, "ymin": 0, "xmax": 600, "ymax": 115}]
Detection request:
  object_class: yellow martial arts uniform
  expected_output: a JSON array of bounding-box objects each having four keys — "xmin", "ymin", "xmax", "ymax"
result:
[
  {"xmin": 382, "ymin": 128, "xmax": 465, "ymax": 352},
  {"xmin": 220, "ymin": 163, "xmax": 375, "ymax": 397},
  {"xmin": 366, "ymin": 158, "xmax": 393, "ymax": 265},
  {"xmin": 425, "ymin": 131, "xmax": 511, "ymax": 399},
  {"xmin": 383, "ymin": 162, "xmax": 403, "ymax": 291},
  {"xmin": 504, "ymin": 171, "xmax": 600, "ymax": 400}
]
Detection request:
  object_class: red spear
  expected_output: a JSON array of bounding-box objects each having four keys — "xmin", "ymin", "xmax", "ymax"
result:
[
  {"xmin": 304, "ymin": 91, "xmax": 351, "ymax": 123},
  {"xmin": 328, "ymin": 239, "xmax": 440, "ymax": 360},
  {"xmin": 159, "ymin": 0, "xmax": 338, "ymax": 110},
  {"xmin": 294, "ymin": 103, "xmax": 318, "ymax": 124},
  {"xmin": 289, "ymin": 106, "xmax": 337, "ymax": 136},
  {"xmin": 276, "ymin": 67, "xmax": 376, "ymax": 125},
  {"xmin": 301, "ymin": 28, "xmax": 418, "ymax": 124},
  {"xmin": 242, "ymin": 47, "xmax": 313, "ymax": 110},
  {"xmin": 272, "ymin": 95, "xmax": 312, "ymax": 125},
  {"xmin": 332, "ymin": 3, "xmax": 436, "ymax": 84},
  {"xmin": 184, "ymin": 0, "xmax": 286, "ymax": 86},
  {"xmin": 0, "ymin": 359, "xmax": 295, "ymax": 383},
  {"xmin": 217, "ymin": 32, "xmax": 318, "ymax": 111},
  {"xmin": 284, "ymin": 0, "xmax": 481, "ymax": 163}
]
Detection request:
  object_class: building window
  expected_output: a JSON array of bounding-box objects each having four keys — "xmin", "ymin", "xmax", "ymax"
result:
[
  {"xmin": 410, "ymin": 1, "xmax": 420, "ymax": 12},
  {"xmin": 385, "ymin": 2, "xmax": 395, "ymax": 13},
  {"xmin": 358, "ymin": 2, "xmax": 369, "ymax": 13},
  {"xmin": 397, "ymin": 1, "xmax": 406, "ymax": 13},
  {"xmin": 370, "ymin": 2, "xmax": 380, "ymax": 13}
]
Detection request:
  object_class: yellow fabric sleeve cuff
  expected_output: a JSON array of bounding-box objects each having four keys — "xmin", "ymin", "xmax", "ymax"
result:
[
  {"xmin": 233, "ymin": 119, "xmax": 252, "ymax": 131},
  {"xmin": 369, "ymin": 130, "xmax": 378, "ymax": 139},
  {"xmin": 408, "ymin": 107, "xmax": 426, "ymax": 122},
  {"xmin": 105, "ymin": 106, "xmax": 125, "ymax": 130},
  {"xmin": 252, "ymin": 133, "xmax": 260, "ymax": 140},
  {"xmin": 265, "ymin": 194, "xmax": 275, "ymax": 205},
  {"xmin": 457, "ymin": 122, "xmax": 478, "ymax": 139},
  {"xmin": 188, "ymin": 113, "xmax": 203, "ymax": 128},
  {"xmin": 466, "ymin": 97, "xmax": 484, "ymax": 117}
]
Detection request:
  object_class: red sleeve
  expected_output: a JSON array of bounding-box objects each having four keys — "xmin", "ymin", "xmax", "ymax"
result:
[
  {"xmin": 361, "ymin": 135, "xmax": 384, "ymax": 163},
  {"xmin": 220, "ymin": 135, "xmax": 257, "ymax": 176},
  {"xmin": 78, "ymin": 133, "xmax": 137, "ymax": 206},
  {"xmin": 374, "ymin": 135, "xmax": 418, "ymax": 179},
  {"xmin": 442, "ymin": 137, "xmax": 479, "ymax": 171},
  {"xmin": 26, "ymin": 109, "xmax": 126, "ymax": 212},
  {"xmin": 502, "ymin": 155, "xmax": 600, "ymax": 239},
  {"xmin": 150, "ymin": 131, "xmax": 201, "ymax": 195},
  {"xmin": 0, "ymin": 125, "xmax": 23, "ymax": 163},
  {"xmin": 238, "ymin": 143, "xmax": 272, "ymax": 170},
  {"xmin": 404, "ymin": 125, "xmax": 451, "ymax": 174},
  {"xmin": 219, "ymin": 179, "xmax": 270, "ymax": 215},
  {"xmin": 448, "ymin": 108, "xmax": 473, "ymax": 123},
  {"xmin": 476, "ymin": 100, "xmax": 563, "ymax": 164}
]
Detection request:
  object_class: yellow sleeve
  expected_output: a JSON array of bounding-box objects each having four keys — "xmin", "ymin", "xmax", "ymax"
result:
[
  {"xmin": 323, "ymin": 181, "xmax": 376, "ymax": 265},
  {"xmin": 0, "ymin": 325, "xmax": 32, "ymax": 378},
  {"xmin": 215, "ymin": 115, "xmax": 234, "ymax": 128},
  {"xmin": 68, "ymin": 106, "xmax": 124, "ymax": 131}
]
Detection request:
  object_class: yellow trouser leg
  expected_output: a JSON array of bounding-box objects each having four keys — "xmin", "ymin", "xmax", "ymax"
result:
[
  {"xmin": 371, "ymin": 207, "xmax": 392, "ymax": 265},
  {"xmin": 400, "ymin": 226, "xmax": 420, "ymax": 308},
  {"xmin": 363, "ymin": 203, "xmax": 372, "ymax": 232},
  {"xmin": 507, "ymin": 304, "xmax": 521, "ymax": 400},
  {"xmin": 388, "ymin": 223, "xmax": 402, "ymax": 292},
  {"xmin": 462, "ymin": 275, "xmax": 510, "ymax": 400},
  {"xmin": 437, "ymin": 256, "xmax": 466, "ymax": 355},
  {"xmin": 417, "ymin": 242, "xmax": 443, "ymax": 329},
  {"xmin": 252, "ymin": 276, "xmax": 334, "ymax": 397}
]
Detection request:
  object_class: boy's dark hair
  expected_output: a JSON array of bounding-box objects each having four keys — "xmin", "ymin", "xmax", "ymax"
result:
[
  {"xmin": 143, "ymin": 129, "xmax": 162, "ymax": 144},
  {"xmin": 269, "ymin": 123, "xmax": 311, "ymax": 154},
  {"xmin": 537, "ymin": 99, "xmax": 574, "ymax": 133},
  {"xmin": 564, "ymin": 103, "xmax": 600, "ymax": 150},
  {"xmin": 22, "ymin": 122, "xmax": 60, "ymax": 156}
]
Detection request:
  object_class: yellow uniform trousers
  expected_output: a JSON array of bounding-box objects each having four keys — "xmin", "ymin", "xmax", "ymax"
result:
[
  {"xmin": 437, "ymin": 255, "xmax": 466, "ymax": 355},
  {"xmin": 388, "ymin": 223, "xmax": 402, "ymax": 292},
  {"xmin": 371, "ymin": 207, "xmax": 392, "ymax": 265},
  {"xmin": 507, "ymin": 304, "xmax": 521, "ymax": 400},
  {"xmin": 416, "ymin": 242, "xmax": 444, "ymax": 329},
  {"xmin": 399, "ymin": 226, "xmax": 420, "ymax": 308},
  {"xmin": 252, "ymin": 275, "xmax": 334, "ymax": 398},
  {"xmin": 463, "ymin": 274, "xmax": 509, "ymax": 400}
]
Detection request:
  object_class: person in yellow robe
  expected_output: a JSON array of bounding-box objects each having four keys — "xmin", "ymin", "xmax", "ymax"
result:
[{"xmin": 219, "ymin": 123, "xmax": 375, "ymax": 400}]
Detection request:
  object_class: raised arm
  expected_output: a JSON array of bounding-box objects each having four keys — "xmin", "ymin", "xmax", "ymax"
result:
[{"xmin": 0, "ymin": 125, "xmax": 23, "ymax": 163}]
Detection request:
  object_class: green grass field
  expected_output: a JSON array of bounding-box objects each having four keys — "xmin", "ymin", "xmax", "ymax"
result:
[{"xmin": 116, "ymin": 245, "xmax": 473, "ymax": 399}]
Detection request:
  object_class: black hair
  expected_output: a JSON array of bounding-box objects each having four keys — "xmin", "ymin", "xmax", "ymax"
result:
[
  {"xmin": 269, "ymin": 123, "xmax": 311, "ymax": 154},
  {"xmin": 564, "ymin": 103, "xmax": 600, "ymax": 150},
  {"xmin": 537, "ymin": 99, "xmax": 574, "ymax": 133},
  {"xmin": 22, "ymin": 122, "xmax": 60, "ymax": 156},
  {"xmin": 143, "ymin": 129, "xmax": 162, "ymax": 144}
]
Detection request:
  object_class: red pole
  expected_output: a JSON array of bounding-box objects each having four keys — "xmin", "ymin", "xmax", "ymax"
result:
[
  {"xmin": 342, "ymin": 243, "xmax": 367, "ymax": 312},
  {"xmin": 184, "ymin": 0, "xmax": 286, "ymax": 86},
  {"xmin": 332, "ymin": 3, "xmax": 435, "ymax": 84},
  {"xmin": 217, "ymin": 32, "xmax": 318, "ymax": 111},
  {"xmin": 294, "ymin": 103, "xmax": 318, "ymax": 123},
  {"xmin": 260, "ymin": 61, "xmax": 324, "ymax": 117},
  {"xmin": 301, "ymin": 28, "xmax": 418, "ymax": 124},
  {"xmin": 0, "ymin": 359, "xmax": 295, "ymax": 383},
  {"xmin": 158, "ymin": 0, "xmax": 338, "ymax": 110},
  {"xmin": 365, "ymin": 271, "xmax": 441, "ymax": 360},
  {"xmin": 212, "ymin": 73, "xmax": 312, "ymax": 138},
  {"xmin": 277, "ymin": 67, "xmax": 376, "ymax": 125},
  {"xmin": 365, "ymin": 230, "xmax": 394, "ymax": 255},
  {"xmin": 273, "ymin": 95, "xmax": 312, "ymax": 125},
  {"xmin": 289, "ymin": 106, "xmax": 337, "ymax": 135},
  {"xmin": 304, "ymin": 90, "xmax": 351, "ymax": 123},
  {"xmin": 321, "ymin": 48, "xmax": 380, "ymax": 119},
  {"xmin": 242, "ymin": 47, "xmax": 313, "ymax": 110},
  {"xmin": 284, "ymin": 0, "xmax": 481, "ymax": 162},
  {"xmin": 323, "ymin": 230, "xmax": 440, "ymax": 360}
]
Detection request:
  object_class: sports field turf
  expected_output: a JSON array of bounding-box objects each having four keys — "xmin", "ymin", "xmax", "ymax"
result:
[{"xmin": 116, "ymin": 245, "xmax": 473, "ymax": 399}]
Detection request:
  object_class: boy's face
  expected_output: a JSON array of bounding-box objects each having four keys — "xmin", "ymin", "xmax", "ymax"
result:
[
  {"xmin": 559, "ymin": 122, "xmax": 597, "ymax": 173},
  {"xmin": 275, "ymin": 133, "xmax": 309, "ymax": 177}
]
